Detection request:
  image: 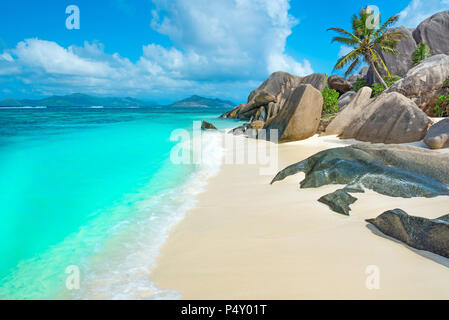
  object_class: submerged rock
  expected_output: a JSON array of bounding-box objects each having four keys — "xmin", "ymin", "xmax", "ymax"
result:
[
  {"xmin": 366, "ymin": 209, "xmax": 449, "ymax": 259},
  {"xmin": 201, "ymin": 121, "xmax": 218, "ymax": 130},
  {"xmin": 424, "ymin": 118, "xmax": 449, "ymax": 149},
  {"xmin": 271, "ymin": 144, "xmax": 449, "ymax": 212}
]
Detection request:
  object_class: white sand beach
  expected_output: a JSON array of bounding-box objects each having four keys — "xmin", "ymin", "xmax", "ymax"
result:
[{"xmin": 151, "ymin": 134, "xmax": 449, "ymax": 300}]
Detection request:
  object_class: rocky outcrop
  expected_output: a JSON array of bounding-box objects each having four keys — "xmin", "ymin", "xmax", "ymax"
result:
[
  {"xmin": 413, "ymin": 10, "xmax": 449, "ymax": 55},
  {"xmin": 367, "ymin": 209, "xmax": 449, "ymax": 259},
  {"xmin": 424, "ymin": 118, "xmax": 449, "ymax": 149},
  {"xmin": 383, "ymin": 27, "xmax": 417, "ymax": 76},
  {"xmin": 328, "ymin": 75, "xmax": 352, "ymax": 94},
  {"xmin": 386, "ymin": 54, "xmax": 449, "ymax": 115},
  {"xmin": 348, "ymin": 67, "xmax": 369, "ymax": 85},
  {"xmin": 317, "ymin": 115, "xmax": 336, "ymax": 134},
  {"xmin": 339, "ymin": 92, "xmax": 430, "ymax": 144},
  {"xmin": 337, "ymin": 91, "xmax": 356, "ymax": 111},
  {"xmin": 220, "ymin": 71, "xmax": 326, "ymax": 122},
  {"xmin": 366, "ymin": 26, "xmax": 417, "ymax": 83},
  {"xmin": 249, "ymin": 120, "xmax": 265, "ymax": 130},
  {"xmin": 201, "ymin": 121, "xmax": 217, "ymax": 130},
  {"xmin": 266, "ymin": 84, "xmax": 323, "ymax": 143},
  {"xmin": 271, "ymin": 144, "xmax": 449, "ymax": 214},
  {"xmin": 324, "ymin": 86, "xmax": 373, "ymax": 136}
]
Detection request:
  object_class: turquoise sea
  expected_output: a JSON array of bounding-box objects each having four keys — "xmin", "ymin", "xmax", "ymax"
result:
[{"xmin": 0, "ymin": 106, "xmax": 234, "ymax": 299}]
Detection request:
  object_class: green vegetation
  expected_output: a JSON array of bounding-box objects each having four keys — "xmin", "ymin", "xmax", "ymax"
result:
[
  {"xmin": 353, "ymin": 79, "xmax": 368, "ymax": 92},
  {"xmin": 328, "ymin": 7, "xmax": 407, "ymax": 89},
  {"xmin": 412, "ymin": 43, "xmax": 431, "ymax": 66},
  {"xmin": 371, "ymin": 83, "xmax": 385, "ymax": 97},
  {"xmin": 322, "ymin": 88, "xmax": 340, "ymax": 114},
  {"xmin": 371, "ymin": 75, "xmax": 402, "ymax": 97},
  {"xmin": 434, "ymin": 94, "xmax": 449, "ymax": 117}
]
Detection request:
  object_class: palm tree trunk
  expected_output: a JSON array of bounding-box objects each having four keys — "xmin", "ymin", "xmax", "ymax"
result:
[{"xmin": 369, "ymin": 60, "xmax": 388, "ymax": 89}]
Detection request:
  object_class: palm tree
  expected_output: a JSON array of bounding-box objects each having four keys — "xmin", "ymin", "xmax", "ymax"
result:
[{"xmin": 328, "ymin": 7, "xmax": 408, "ymax": 89}]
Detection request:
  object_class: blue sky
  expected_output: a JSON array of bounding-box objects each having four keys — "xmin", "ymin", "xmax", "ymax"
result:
[{"xmin": 0, "ymin": 0, "xmax": 448, "ymax": 104}]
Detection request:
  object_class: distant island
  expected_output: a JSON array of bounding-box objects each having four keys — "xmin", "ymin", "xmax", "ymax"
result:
[
  {"xmin": 0, "ymin": 93, "xmax": 235, "ymax": 108},
  {"xmin": 170, "ymin": 95, "xmax": 235, "ymax": 108}
]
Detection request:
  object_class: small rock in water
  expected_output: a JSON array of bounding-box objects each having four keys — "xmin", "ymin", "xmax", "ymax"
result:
[{"xmin": 201, "ymin": 121, "xmax": 218, "ymax": 130}]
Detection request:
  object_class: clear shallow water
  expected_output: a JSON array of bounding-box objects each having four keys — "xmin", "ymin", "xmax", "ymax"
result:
[{"xmin": 0, "ymin": 106, "xmax": 235, "ymax": 299}]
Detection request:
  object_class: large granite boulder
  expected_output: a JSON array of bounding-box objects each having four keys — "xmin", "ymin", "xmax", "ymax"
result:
[
  {"xmin": 424, "ymin": 118, "xmax": 449, "ymax": 149},
  {"xmin": 328, "ymin": 75, "xmax": 352, "ymax": 94},
  {"xmin": 413, "ymin": 10, "xmax": 449, "ymax": 55},
  {"xmin": 340, "ymin": 92, "xmax": 430, "ymax": 144},
  {"xmin": 366, "ymin": 26, "xmax": 417, "ymax": 83},
  {"xmin": 383, "ymin": 27, "xmax": 417, "ymax": 76},
  {"xmin": 266, "ymin": 84, "xmax": 323, "ymax": 143},
  {"xmin": 220, "ymin": 71, "xmax": 326, "ymax": 121},
  {"xmin": 367, "ymin": 209, "xmax": 449, "ymax": 259},
  {"xmin": 324, "ymin": 86, "xmax": 373, "ymax": 136},
  {"xmin": 386, "ymin": 54, "xmax": 449, "ymax": 115},
  {"xmin": 337, "ymin": 91, "xmax": 356, "ymax": 111},
  {"xmin": 271, "ymin": 144, "xmax": 449, "ymax": 215},
  {"xmin": 254, "ymin": 93, "xmax": 276, "ymax": 107}
]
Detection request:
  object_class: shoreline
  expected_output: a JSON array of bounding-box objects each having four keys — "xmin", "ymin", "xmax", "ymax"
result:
[{"xmin": 150, "ymin": 134, "xmax": 449, "ymax": 299}]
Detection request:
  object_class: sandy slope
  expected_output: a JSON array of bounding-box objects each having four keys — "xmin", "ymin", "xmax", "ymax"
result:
[{"xmin": 151, "ymin": 135, "xmax": 449, "ymax": 299}]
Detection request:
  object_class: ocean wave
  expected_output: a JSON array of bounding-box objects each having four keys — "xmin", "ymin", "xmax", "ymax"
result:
[
  {"xmin": 0, "ymin": 106, "xmax": 47, "ymax": 109},
  {"xmin": 63, "ymin": 129, "xmax": 225, "ymax": 300}
]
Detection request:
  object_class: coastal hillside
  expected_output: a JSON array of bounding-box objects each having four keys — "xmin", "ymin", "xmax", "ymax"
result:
[
  {"xmin": 0, "ymin": 93, "xmax": 156, "ymax": 108},
  {"xmin": 170, "ymin": 95, "xmax": 234, "ymax": 108}
]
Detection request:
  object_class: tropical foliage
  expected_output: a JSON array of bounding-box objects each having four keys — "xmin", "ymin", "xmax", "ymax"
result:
[
  {"xmin": 322, "ymin": 88, "xmax": 340, "ymax": 114},
  {"xmin": 434, "ymin": 94, "xmax": 449, "ymax": 117},
  {"xmin": 328, "ymin": 7, "xmax": 408, "ymax": 89},
  {"xmin": 371, "ymin": 75, "xmax": 402, "ymax": 97},
  {"xmin": 412, "ymin": 43, "xmax": 431, "ymax": 65},
  {"xmin": 353, "ymin": 79, "xmax": 368, "ymax": 92}
]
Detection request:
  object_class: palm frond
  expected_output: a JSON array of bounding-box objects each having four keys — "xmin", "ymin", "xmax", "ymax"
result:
[
  {"xmin": 345, "ymin": 57, "xmax": 361, "ymax": 77},
  {"xmin": 372, "ymin": 50, "xmax": 391, "ymax": 78},
  {"xmin": 379, "ymin": 46, "xmax": 400, "ymax": 55},
  {"xmin": 375, "ymin": 14, "xmax": 400, "ymax": 37},
  {"xmin": 333, "ymin": 48, "xmax": 361, "ymax": 70},
  {"xmin": 327, "ymin": 28, "xmax": 362, "ymax": 44},
  {"xmin": 331, "ymin": 36, "xmax": 359, "ymax": 46},
  {"xmin": 384, "ymin": 32, "xmax": 409, "ymax": 39}
]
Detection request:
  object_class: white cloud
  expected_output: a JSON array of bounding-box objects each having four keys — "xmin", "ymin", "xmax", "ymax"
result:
[
  {"xmin": 0, "ymin": 0, "xmax": 312, "ymax": 103},
  {"xmin": 0, "ymin": 53, "xmax": 13, "ymax": 62},
  {"xmin": 15, "ymin": 39, "xmax": 114, "ymax": 77},
  {"xmin": 150, "ymin": 0, "xmax": 312, "ymax": 78},
  {"xmin": 397, "ymin": 0, "xmax": 449, "ymax": 28}
]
